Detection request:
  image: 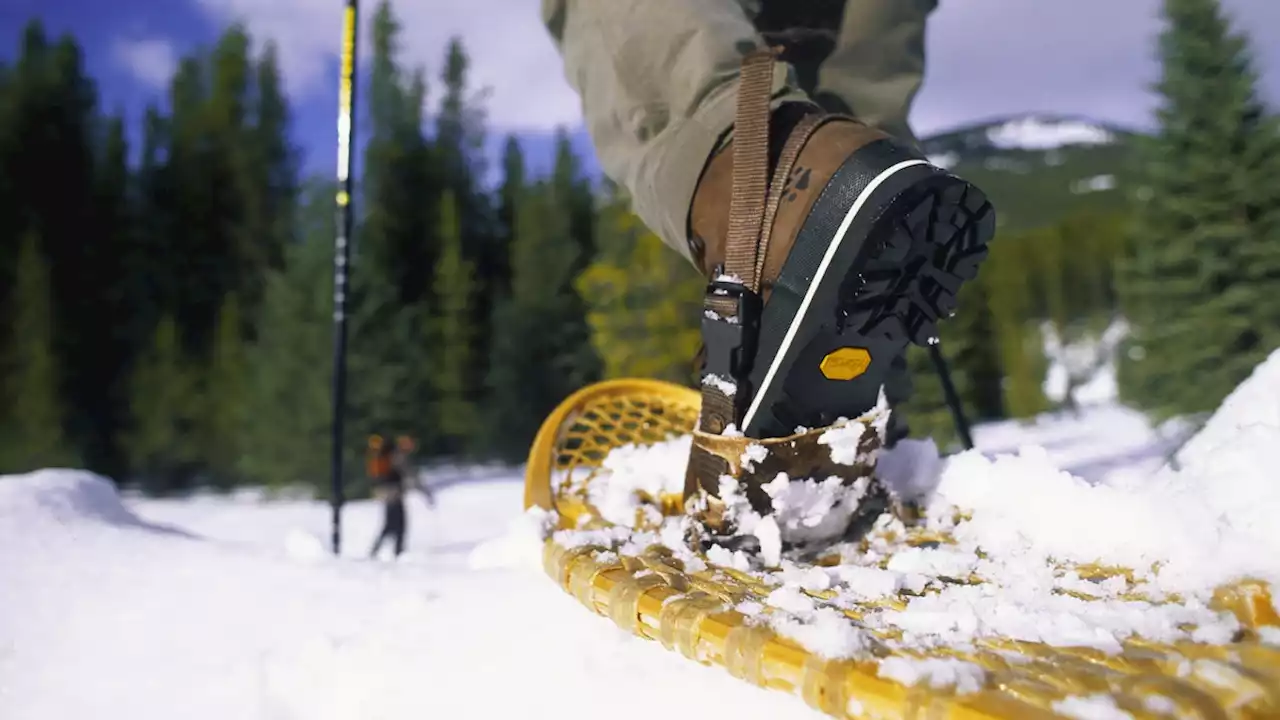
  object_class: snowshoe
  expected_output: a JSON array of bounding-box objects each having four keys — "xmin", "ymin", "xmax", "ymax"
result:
[{"xmin": 523, "ymin": 378, "xmax": 1280, "ymax": 720}]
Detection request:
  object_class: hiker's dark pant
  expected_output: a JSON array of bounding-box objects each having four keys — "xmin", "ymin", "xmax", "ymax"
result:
[{"xmin": 371, "ymin": 497, "xmax": 407, "ymax": 557}]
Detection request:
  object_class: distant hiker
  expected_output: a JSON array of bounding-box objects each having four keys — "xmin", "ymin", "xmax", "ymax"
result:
[
  {"xmin": 368, "ymin": 434, "xmax": 408, "ymax": 558},
  {"xmin": 541, "ymin": 1, "xmax": 995, "ymax": 513},
  {"xmin": 367, "ymin": 433, "xmax": 434, "ymax": 559}
]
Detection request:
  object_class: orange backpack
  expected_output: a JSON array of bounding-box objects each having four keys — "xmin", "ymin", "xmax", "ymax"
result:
[{"xmin": 367, "ymin": 436, "xmax": 391, "ymax": 478}]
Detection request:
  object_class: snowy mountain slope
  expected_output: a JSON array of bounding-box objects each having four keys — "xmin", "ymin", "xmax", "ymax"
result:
[
  {"xmin": 2, "ymin": 349, "xmax": 1279, "ymax": 720},
  {"xmin": 919, "ymin": 113, "xmax": 1140, "ymax": 230},
  {"xmin": 922, "ymin": 114, "xmax": 1128, "ymax": 157}
]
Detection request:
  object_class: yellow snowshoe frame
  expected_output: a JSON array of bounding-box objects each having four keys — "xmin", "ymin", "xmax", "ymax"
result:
[{"xmin": 524, "ymin": 379, "xmax": 1280, "ymax": 719}]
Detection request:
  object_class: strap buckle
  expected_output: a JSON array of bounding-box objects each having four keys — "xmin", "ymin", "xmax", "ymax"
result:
[{"xmin": 700, "ymin": 270, "xmax": 762, "ymax": 393}]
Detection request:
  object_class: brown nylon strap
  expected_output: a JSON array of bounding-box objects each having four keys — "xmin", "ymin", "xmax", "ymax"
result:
[
  {"xmin": 723, "ymin": 48, "xmax": 777, "ymax": 291},
  {"xmin": 687, "ymin": 50, "xmax": 781, "ymax": 501},
  {"xmin": 753, "ymin": 113, "xmax": 826, "ymax": 286}
]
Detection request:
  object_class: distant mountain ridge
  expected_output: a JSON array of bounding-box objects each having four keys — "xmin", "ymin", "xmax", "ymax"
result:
[
  {"xmin": 918, "ymin": 113, "xmax": 1145, "ymax": 230},
  {"xmin": 921, "ymin": 114, "xmax": 1136, "ymax": 156},
  {"xmin": 499, "ymin": 113, "xmax": 1147, "ymax": 232}
]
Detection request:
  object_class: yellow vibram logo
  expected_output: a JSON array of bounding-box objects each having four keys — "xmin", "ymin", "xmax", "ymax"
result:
[{"xmin": 820, "ymin": 347, "xmax": 871, "ymax": 381}]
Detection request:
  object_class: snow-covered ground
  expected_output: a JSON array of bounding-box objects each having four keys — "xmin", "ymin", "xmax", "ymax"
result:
[{"xmin": 3, "ymin": 351, "xmax": 1278, "ymax": 720}]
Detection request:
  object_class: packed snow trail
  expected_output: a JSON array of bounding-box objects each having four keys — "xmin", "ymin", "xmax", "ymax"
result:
[
  {"xmin": 0, "ymin": 473, "xmax": 820, "ymax": 720},
  {"xmin": 1, "ymin": 349, "xmax": 1277, "ymax": 720}
]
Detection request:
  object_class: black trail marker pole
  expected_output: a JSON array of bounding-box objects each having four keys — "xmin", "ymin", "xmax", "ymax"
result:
[
  {"xmin": 928, "ymin": 343, "xmax": 974, "ymax": 451},
  {"xmin": 330, "ymin": 0, "xmax": 359, "ymax": 555}
]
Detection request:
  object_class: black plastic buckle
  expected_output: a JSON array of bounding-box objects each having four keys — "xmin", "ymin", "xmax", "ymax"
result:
[{"xmin": 700, "ymin": 272, "xmax": 762, "ymax": 386}]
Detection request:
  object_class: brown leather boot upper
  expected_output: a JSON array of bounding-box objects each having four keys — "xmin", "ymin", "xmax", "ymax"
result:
[{"xmin": 689, "ymin": 103, "xmax": 889, "ymax": 302}]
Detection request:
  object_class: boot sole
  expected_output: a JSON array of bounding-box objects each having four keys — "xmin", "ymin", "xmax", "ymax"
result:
[{"xmin": 741, "ymin": 140, "xmax": 996, "ymax": 438}]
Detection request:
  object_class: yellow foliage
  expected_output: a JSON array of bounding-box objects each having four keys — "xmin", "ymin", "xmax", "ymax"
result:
[{"xmin": 575, "ymin": 205, "xmax": 703, "ymax": 386}]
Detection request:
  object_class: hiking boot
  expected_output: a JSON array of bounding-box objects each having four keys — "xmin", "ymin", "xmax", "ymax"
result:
[{"xmin": 683, "ymin": 49, "xmax": 994, "ymax": 532}]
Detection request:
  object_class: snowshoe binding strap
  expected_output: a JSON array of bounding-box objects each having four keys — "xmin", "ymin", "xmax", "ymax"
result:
[
  {"xmin": 684, "ymin": 49, "xmax": 831, "ymax": 525},
  {"xmin": 685, "ymin": 49, "xmax": 775, "ymax": 506}
]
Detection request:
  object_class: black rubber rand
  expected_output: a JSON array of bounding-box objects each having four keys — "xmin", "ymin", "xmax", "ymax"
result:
[{"xmin": 741, "ymin": 138, "xmax": 996, "ymax": 439}]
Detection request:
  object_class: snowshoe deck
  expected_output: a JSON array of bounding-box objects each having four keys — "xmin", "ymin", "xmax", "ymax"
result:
[{"xmin": 524, "ymin": 379, "xmax": 1280, "ymax": 720}]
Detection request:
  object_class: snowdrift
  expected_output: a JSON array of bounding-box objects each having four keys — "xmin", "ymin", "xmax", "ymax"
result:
[
  {"xmin": 0, "ymin": 468, "xmax": 196, "ymax": 537},
  {"xmin": 523, "ymin": 355, "xmax": 1280, "ymax": 719}
]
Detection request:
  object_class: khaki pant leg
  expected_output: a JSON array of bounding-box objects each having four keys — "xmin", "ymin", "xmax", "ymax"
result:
[
  {"xmin": 542, "ymin": 0, "xmax": 809, "ymax": 260},
  {"xmin": 813, "ymin": 0, "xmax": 937, "ymax": 146}
]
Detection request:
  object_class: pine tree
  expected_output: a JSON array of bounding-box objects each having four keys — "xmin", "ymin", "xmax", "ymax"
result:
[
  {"xmin": 436, "ymin": 38, "xmax": 482, "ymax": 184},
  {"xmin": 201, "ymin": 294, "xmax": 248, "ymax": 488},
  {"xmin": 432, "ymin": 190, "xmax": 479, "ymax": 452},
  {"xmin": 87, "ymin": 113, "xmax": 134, "ymax": 478},
  {"xmin": 252, "ymin": 42, "xmax": 296, "ymax": 255},
  {"xmin": 1, "ymin": 24, "xmax": 102, "ymax": 469},
  {"xmin": 987, "ymin": 233, "xmax": 1049, "ymax": 419},
  {"xmin": 485, "ymin": 181, "xmax": 595, "ymax": 461},
  {"xmin": 164, "ymin": 54, "xmax": 219, "ymax": 353},
  {"xmin": 494, "ymin": 135, "xmax": 525, "ymax": 295},
  {"xmin": 149, "ymin": 26, "xmax": 282, "ymax": 359},
  {"xmin": 550, "ymin": 131, "xmax": 602, "ymax": 384},
  {"xmin": 553, "ymin": 127, "xmax": 597, "ymax": 271},
  {"xmin": 0, "ymin": 233, "xmax": 78, "ymax": 472},
  {"xmin": 999, "ymin": 320, "xmax": 1050, "ymax": 420},
  {"xmin": 0, "ymin": 58, "xmax": 15, "ymax": 302},
  {"xmin": 358, "ymin": 0, "xmax": 434, "ymax": 302},
  {"xmin": 1118, "ymin": 0, "xmax": 1280, "ymax": 419},
  {"xmin": 242, "ymin": 40, "xmax": 299, "ymax": 333},
  {"xmin": 129, "ymin": 103, "xmax": 177, "ymax": 342},
  {"xmin": 239, "ymin": 181, "xmax": 334, "ymax": 493},
  {"xmin": 434, "ymin": 37, "xmax": 500, "ymax": 427},
  {"xmin": 346, "ymin": 0, "xmax": 439, "ymax": 462},
  {"xmin": 124, "ymin": 316, "xmax": 200, "ymax": 494},
  {"xmin": 954, "ymin": 279, "xmax": 1005, "ymax": 423},
  {"xmin": 200, "ymin": 25, "xmax": 255, "ymax": 346}
]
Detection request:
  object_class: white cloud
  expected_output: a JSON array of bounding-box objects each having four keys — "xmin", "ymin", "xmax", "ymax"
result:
[
  {"xmin": 188, "ymin": 0, "xmax": 1278, "ymax": 137},
  {"xmin": 911, "ymin": 0, "xmax": 1279, "ymax": 136},
  {"xmin": 112, "ymin": 37, "xmax": 180, "ymax": 90},
  {"xmin": 191, "ymin": 0, "xmax": 583, "ymax": 132}
]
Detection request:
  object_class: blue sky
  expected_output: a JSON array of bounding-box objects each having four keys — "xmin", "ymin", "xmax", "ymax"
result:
[
  {"xmin": 4, "ymin": 0, "xmax": 1279, "ymax": 187},
  {"xmin": 0, "ymin": 0, "xmax": 600, "ymax": 186}
]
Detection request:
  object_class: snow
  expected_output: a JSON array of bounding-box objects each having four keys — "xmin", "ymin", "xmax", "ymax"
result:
[
  {"xmin": 714, "ymin": 408, "xmax": 888, "ymax": 554},
  {"xmin": 586, "ymin": 434, "xmax": 691, "ymax": 527},
  {"xmin": 1042, "ymin": 317, "xmax": 1129, "ymax": 409},
  {"xmin": 545, "ymin": 348, "xmax": 1280, "ymax": 682},
  {"xmin": 817, "ymin": 420, "xmax": 870, "ymax": 465},
  {"xmin": 1, "ymin": 470, "xmax": 824, "ymax": 720},
  {"xmin": 1071, "ymin": 173, "xmax": 1117, "ymax": 194},
  {"xmin": 875, "ymin": 437, "xmax": 944, "ymax": 501},
  {"xmin": 927, "ymin": 151, "xmax": 959, "ymax": 169},
  {"xmin": 877, "ymin": 657, "xmax": 986, "ymax": 695},
  {"xmin": 3, "ymin": 348, "xmax": 1279, "ymax": 720},
  {"xmin": 926, "ymin": 410, "xmax": 1280, "ymax": 600},
  {"xmin": 1052, "ymin": 694, "xmax": 1134, "ymax": 720},
  {"xmin": 1144, "ymin": 695, "xmax": 1177, "ymax": 714},
  {"xmin": 1172, "ymin": 345, "xmax": 1280, "ymax": 470},
  {"xmin": 986, "ymin": 116, "xmax": 1117, "ymax": 150},
  {"xmin": 767, "ymin": 600, "xmax": 871, "ymax": 659},
  {"xmin": 701, "ymin": 373, "xmax": 737, "ymax": 398}
]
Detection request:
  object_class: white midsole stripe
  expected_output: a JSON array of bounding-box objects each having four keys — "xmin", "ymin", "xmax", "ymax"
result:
[{"xmin": 740, "ymin": 158, "xmax": 929, "ymax": 432}]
